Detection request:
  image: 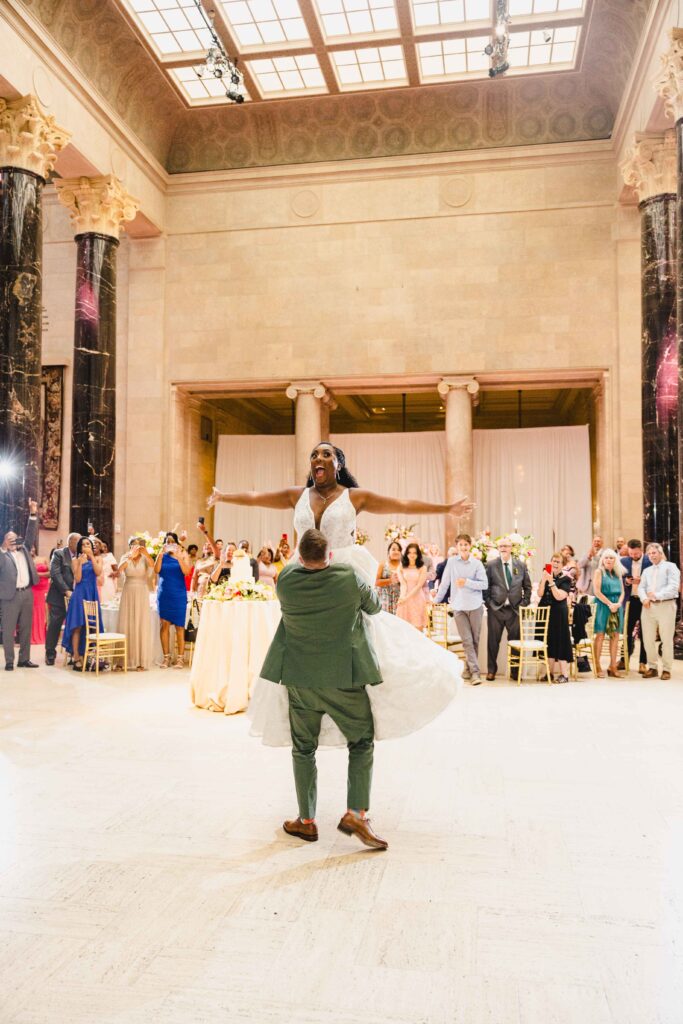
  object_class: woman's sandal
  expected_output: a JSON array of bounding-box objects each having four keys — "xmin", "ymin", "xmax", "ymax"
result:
[
  {"xmin": 607, "ymin": 667, "xmax": 623, "ymax": 678},
  {"xmin": 173, "ymin": 655, "xmax": 185, "ymax": 670},
  {"xmin": 160, "ymin": 653, "xmax": 172, "ymax": 669}
]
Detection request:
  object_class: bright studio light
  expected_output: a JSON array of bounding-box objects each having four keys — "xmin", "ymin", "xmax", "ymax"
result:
[{"xmin": 0, "ymin": 458, "xmax": 17, "ymax": 480}]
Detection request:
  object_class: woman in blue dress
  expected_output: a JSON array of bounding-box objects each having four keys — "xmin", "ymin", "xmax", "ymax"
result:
[
  {"xmin": 63, "ymin": 536, "xmax": 103, "ymax": 670},
  {"xmin": 593, "ymin": 548, "xmax": 624, "ymax": 678},
  {"xmin": 154, "ymin": 532, "xmax": 191, "ymax": 668}
]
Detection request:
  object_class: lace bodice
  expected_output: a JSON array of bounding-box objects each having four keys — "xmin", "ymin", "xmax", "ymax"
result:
[{"xmin": 293, "ymin": 487, "xmax": 356, "ymax": 550}]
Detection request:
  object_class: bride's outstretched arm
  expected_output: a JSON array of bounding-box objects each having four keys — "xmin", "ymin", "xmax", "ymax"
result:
[
  {"xmin": 353, "ymin": 490, "xmax": 475, "ymax": 518},
  {"xmin": 207, "ymin": 486, "xmax": 301, "ymax": 510}
]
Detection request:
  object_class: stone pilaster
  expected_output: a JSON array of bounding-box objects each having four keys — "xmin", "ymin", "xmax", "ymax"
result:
[
  {"xmin": 621, "ymin": 132, "xmax": 678, "ymax": 563},
  {"xmin": 0, "ymin": 95, "xmax": 69, "ymax": 535},
  {"xmin": 285, "ymin": 382, "xmax": 336, "ymax": 485},
  {"xmin": 437, "ymin": 377, "xmax": 479, "ymax": 544},
  {"xmin": 56, "ymin": 175, "xmax": 139, "ymax": 539}
]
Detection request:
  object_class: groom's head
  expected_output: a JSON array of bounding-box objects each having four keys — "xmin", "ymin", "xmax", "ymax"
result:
[{"xmin": 299, "ymin": 529, "xmax": 329, "ymax": 569}]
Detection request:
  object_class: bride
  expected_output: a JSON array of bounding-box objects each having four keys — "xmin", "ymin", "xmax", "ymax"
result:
[{"xmin": 208, "ymin": 441, "xmax": 473, "ymax": 746}]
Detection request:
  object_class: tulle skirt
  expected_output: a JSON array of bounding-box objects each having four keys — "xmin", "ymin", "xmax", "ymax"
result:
[{"xmin": 248, "ymin": 545, "xmax": 463, "ymax": 747}]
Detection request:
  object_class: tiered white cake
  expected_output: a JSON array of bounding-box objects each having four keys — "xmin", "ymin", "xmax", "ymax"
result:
[{"xmin": 230, "ymin": 549, "xmax": 254, "ymax": 583}]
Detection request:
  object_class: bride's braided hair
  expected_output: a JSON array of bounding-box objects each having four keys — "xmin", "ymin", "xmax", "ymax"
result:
[{"xmin": 306, "ymin": 443, "xmax": 359, "ymax": 489}]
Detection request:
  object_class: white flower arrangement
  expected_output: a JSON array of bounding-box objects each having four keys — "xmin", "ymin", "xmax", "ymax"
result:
[
  {"xmin": 204, "ymin": 579, "xmax": 276, "ymax": 602},
  {"xmin": 355, "ymin": 530, "xmax": 370, "ymax": 546},
  {"xmin": 132, "ymin": 530, "xmax": 167, "ymax": 558},
  {"xmin": 384, "ymin": 522, "xmax": 417, "ymax": 543},
  {"xmin": 470, "ymin": 530, "xmax": 536, "ymax": 565}
]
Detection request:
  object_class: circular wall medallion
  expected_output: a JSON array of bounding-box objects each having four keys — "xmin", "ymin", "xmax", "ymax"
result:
[
  {"xmin": 290, "ymin": 190, "xmax": 320, "ymax": 218},
  {"xmin": 440, "ymin": 176, "xmax": 473, "ymax": 208},
  {"xmin": 32, "ymin": 65, "xmax": 54, "ymax": 108}
]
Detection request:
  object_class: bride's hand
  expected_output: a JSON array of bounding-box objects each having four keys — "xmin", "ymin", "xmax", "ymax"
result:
[
  {"xmin": 207, "ymin": 487, "xmax": 221, "ymax": 508},
  {"xmin": 448, "ymin": 497, "xmax": 475, "ymax": 517}
]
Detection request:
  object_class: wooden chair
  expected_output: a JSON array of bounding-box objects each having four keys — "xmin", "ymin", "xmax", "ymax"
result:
[
  {"xmin": 82, "ymin": 600, "xmax": 127, "ymax": 675},
  {"xmin": 571, "ymin": 602, "xmax": 595, "ymax": 679},
  {"xmin": 426, "ymin": 604, "xmax": 464, "ymax": 657},
  {"xmin": 507, "ymin": 605, "xmax": 551, "ymax": 684}
]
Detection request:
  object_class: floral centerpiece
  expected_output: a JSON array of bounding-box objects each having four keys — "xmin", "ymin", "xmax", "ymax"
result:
[
  {"xmin": 131, "ymin": 530, "xmax": 167, "ymax": 558},
  {"xmin": 355, "ymin": 530, "xmax": 370, "ymax": 546},
  {"xmin": 384, "ymin": 522, "xmax": 416, "ymax": 543},
  {"xmin": 204, "ymin": 579, "xmax": 276, "ymax": 602},
  {"xmin": 470, "ymin": 530, "xmax": 536, "ymax": 564}
]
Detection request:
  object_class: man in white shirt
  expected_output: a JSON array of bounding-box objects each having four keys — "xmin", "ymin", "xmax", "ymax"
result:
[
  {"xmin": 638, "ymin": 543, "xmax": 681, "ymax": 680},
  {"xmin": 0, "ymin": 499, "xmax": 40, "ymax": 670},
  {"xmin": 435, "ymin": 533, "xmax": 488, "ymax": 685}
]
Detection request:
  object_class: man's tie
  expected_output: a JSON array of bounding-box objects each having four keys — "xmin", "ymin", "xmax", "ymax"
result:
[{"xmin": 504, "ymin": 561, "xmax": 512, "ymax": 588}]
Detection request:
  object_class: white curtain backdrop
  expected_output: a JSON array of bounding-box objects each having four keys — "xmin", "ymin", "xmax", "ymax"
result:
[
  {"xmin": 473, "ymin": 425, "xmax": 592, "ymax": 568},
  {"xmin": 215, "ymin": 425, "xmax": 592, "ymax": 567}
]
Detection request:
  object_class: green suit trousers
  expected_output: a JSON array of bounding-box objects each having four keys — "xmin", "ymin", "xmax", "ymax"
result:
[{"xmin": 287, "ymin": 686, "xmax": 375, "ymax": 820}]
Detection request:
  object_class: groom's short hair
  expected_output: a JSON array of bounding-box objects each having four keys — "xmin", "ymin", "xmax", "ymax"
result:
[{"xmin": 299, "ymin": 529, "xmax": 328, "ymax": 564}]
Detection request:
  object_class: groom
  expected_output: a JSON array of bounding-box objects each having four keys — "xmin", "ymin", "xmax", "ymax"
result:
[{"xmin": 260, "ymin": 528, "xmax": 388, "ymax": 850}]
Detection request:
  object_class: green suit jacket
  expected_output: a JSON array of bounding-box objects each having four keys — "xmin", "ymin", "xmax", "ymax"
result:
[{"xmin": 260, "ymin": 561, "xmax": 383, "ymax": 690}]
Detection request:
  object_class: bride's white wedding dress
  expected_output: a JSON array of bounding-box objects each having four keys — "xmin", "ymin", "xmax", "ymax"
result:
[{"xmin": 248, "ymin": 487, "xmax": 463, "ymax": 746}]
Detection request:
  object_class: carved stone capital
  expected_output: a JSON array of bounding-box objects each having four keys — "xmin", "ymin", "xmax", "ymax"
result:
[
  {"xmin": 55, "ymin": 175, "xmax": 139, "ymax": 240},
  {"xmin": 655, "ymin": 28, "xmax": 683, "ymax": 125},
  {"xmin": 0, "ymin": 94, "xmax": 70, "ymax": 179},
  {"xmin": 621, "ymin": 131, "xmax": 677, "ymax": 202},
  {"xmin": 437, "ymin": 377, "xmax": 480, "ymax": 403},
  {"xmin": 285, "ymin": 381, "xmax": 337, "ymax": 409}
]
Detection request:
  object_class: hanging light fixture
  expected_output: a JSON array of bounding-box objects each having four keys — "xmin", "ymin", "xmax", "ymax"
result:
[
  {"xmin": 485, "ymin": 0, "xmax": 511, "ymax": 78},
  {"xmin": 193, "ymin": 2, "xmax": 245, "ymax": 103}
]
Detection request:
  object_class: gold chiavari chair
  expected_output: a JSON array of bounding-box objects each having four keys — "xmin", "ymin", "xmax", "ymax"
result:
[
  {"xmin": 426, "ymin": 604, "xmax": 465, "ymax": 658},
  {"xmin": 82, "ymin": 600, "xmax": 127, "ymax": 675},
  {"xmin": 507, "ymin": 605, "xmax": 551, "ymax": 684}
]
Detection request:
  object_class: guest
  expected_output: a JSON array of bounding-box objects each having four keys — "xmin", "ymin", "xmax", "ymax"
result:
[
  {"xmin": 192, "ymin": 541, "xmax": 217, "ymax": 602},
  {"xmin": 435, "ymin": 533, "xmax": 488, "ymax": 685},
  {"xmin": 538, "ymin": 553, "xmax": 573, "ymax": 683},
  {"xmin": 210, "ymin": 541, "xmax": 237, "ymax": 585},
  {"xmin": 0, "ymin": 499, "xmax": 40, "ymax": 670},
  {"xmin": 63, "ymin": 537, "xmax": 103, "ymax": 670},
  {"xmin": 155, "ymin": 532, "xmax": 191, "ymax": 669},
  {"xmin": 620, "ymin": 539, "xmax": 651, "ymax": 674},
  {"xmin": 257, "ymin": 546, "xmax": 278, "ymax": 588},
  {"xmin": 46, "ymin": 532, "xmax": 80, "ymax": 665},
  {"xmin": 577, "ymin": 535, "xmax": 603, "ymax": 595},
  {"xmin": 185, "ymin": 543, "xmax": 199, "ymax": 591},
  {"xmin": 238, "ymin": 540, "xmax": 260, "ymax": 581},
  {"xmin": 433, "ymin": 545, "xmax": 457, "ymax": 603},
  {"xmin": 375, "ymin": 540, "xmax": 403, "ymax": 614},
  {"xmin": 560, "ymin": 544, "xmax": 579, "ymax": 595},
  {"xmin": 615, "ymin": 536, "xmax": 628, "ymax": 557},
  {"xmin": 274, "ymin": 535, "xmax": 292, "ymax": 573},
  {"xmin": 31, "ymin": 547, "xmax": 50, "ymax": 646},
  {"xmin": 484, "ymin": 537, "xmax": 532, "ymax": 680},
  {"xmin": 592, "ymin": 549, "xmax": 624, "ymax": 678},
  {"xmin": 397, "ymin": 542, "xmax": 428, "ymax": 629},
  {"xmin": 97, "ymin": 539, "xmax": 118, "ymax": 603},
  {"xmin": 639, "ymin": 543, "xmax": 681, "ymax": 680},
  {"xmin": 118, "ymin": 537, "xmax": 154, "ymax": 671}
]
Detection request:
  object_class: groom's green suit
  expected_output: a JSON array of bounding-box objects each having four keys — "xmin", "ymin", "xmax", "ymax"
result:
[{"xmin": 261, "ymin": 560, "xmax": 383, "ymax": 820}]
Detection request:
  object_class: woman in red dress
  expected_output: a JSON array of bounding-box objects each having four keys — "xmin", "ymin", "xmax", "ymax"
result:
[{"xmin": 31, "ymin": 547, "xmax": 50, "ymax": 645}]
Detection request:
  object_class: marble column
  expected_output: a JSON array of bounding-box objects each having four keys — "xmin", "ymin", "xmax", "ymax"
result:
[
  {"xmin": 0, "ymin": 95, "xmax": 69, "ymax": 536},
  {"xmin": 286, "ymin": 382, "xmax": 335, "ymax": 485},
  {"xmin": 622, "ymin": 132, "xmax": 678, "ymax": 561},
  {"xmin": 437, "ymin": 377, "xmax": 479, "ymax": 545},
  {"xmin": 55, "ymin": 175, "xmax": 138, "ymax": 539}
]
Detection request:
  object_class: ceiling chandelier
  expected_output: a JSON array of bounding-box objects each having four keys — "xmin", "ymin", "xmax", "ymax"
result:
[
  {"xmin": 193, "ymin": 1, "xmax": 245, "ymax": 103},
  {"xmin": 485, "ymin": 0, "xmax": 511, "ymax": 78}
]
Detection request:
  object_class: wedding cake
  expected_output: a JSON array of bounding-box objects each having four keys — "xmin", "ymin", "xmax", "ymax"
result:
[{"xmin": 230, "ymin": 549, "xmax": 254, "ymax": 584}]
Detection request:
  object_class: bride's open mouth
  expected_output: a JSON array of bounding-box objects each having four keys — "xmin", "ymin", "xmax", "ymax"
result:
[{"xmin": 313, "ymin": 467, "xmax": 325, "ymax": 479}]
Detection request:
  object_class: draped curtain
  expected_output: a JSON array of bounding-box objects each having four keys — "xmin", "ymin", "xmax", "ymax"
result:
[{"xmin": 215, "ymin": 425, "xmax": 592, "ymax": 566}]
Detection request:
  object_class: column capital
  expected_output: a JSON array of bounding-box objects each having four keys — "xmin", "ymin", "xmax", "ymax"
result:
[
  {"xmin": 285, "ymin": 381, "xmax": 337, "ymax": 409},
  {"xmin": 437, "ymin": 376, "xmax": 480, "ymax": 401},
  {"xmin": 655, "ymin": 28, "xmax": 683, "ymax": 125},
  {"xmin": 55, "ymin": 175, "xmax": 139, "ymax": 240},
  {"xmin": 0, "ymin": 94, "xmax": 70, "ymax": 179},
  {"xmin": 621, "ymin": 131, "xmax": 677, "ymax": 203}
]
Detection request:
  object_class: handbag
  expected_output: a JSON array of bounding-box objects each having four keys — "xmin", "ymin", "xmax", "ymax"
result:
[{"xmin": 184, "ymin": 599, "xmax": 199, "ymax": 643}]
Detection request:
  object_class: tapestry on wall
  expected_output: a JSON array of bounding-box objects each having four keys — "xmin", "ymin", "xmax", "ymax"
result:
[{"xmin": 41, "ymin": 366, "xmax": 64, "ymax": 530}]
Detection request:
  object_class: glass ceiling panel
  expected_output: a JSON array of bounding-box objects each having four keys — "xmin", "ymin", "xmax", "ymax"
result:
[
  {"xmin": 417, "ymin": 35, "xmax": 489, "ymax": 78},
  {"xmin": 509, "ymin": 0, "xmax": 584, "ymax": 14},
  {"xmin": 220, "ymin": 0, "xmax": 310, "ymax": 48},
  {"xmin": 313, "ymin": 0, "xmax": 398, "ymax": 40},
  {"xmin": 331, "ymin": 45, "xmax": 407, "ymax": 87},
  {"xmin": 410, "ymin": 0, "xmax": 490, "ymax": 31},
  {"xmin": 508, "ymin": 24, "xmax": 579, "ymax": 68},
  {"xmin": 124, "ymin": 0, "xmax": 213, "ymax": 55},
  {"xmin": 246, "ymin": 53, "xmax": 327, "ymax": 93},
  {"xmin": 170, "ymin": 65, "xmax": 250, "ymax": 102}
]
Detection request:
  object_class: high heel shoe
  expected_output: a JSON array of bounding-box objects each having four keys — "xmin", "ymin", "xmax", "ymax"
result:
[
  {"xmin": 160, "ymin": 653, "xmax": 171, "ymax": 669},
  {"xmin": 596, "ymin": 668, "xmax": 606, "ymax": 678},
  {"xmin": 607, "ymin": 667, "xmax": 623, "ymax": 678}
]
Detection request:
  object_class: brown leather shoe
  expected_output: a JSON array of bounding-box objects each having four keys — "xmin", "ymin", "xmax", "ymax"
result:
[
  {"xmin": 486, "ymin": 673, "xmax": 496, "ymax": 681},
  {"xmin": 661, "ymin": 671, "xmax": 671, "ymax": 680},
  {"xmin": 337, "ymin": 812, "xmax": 388, "ymax": 850},
  {"xmin": 638, "ymin": 664, "xmax": 647, "ymax": 674},
  {"xmin": 642, "ymin": 668, "xmax": 658, "ymax": 679},
  {"xmin": 283, "ymin": 818, "xmax": 318, "ymax": 842}
]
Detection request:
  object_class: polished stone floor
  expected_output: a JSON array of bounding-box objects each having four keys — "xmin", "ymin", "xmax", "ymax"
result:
[{"xmin": 1, "ymin": 658, "xmax": 683, "ymax": 1024}]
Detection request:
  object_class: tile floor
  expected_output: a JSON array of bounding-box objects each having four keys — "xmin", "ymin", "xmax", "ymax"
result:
[{"xmin": 1, "ymin": 660, "xmax": 683, "ymax": 1023}]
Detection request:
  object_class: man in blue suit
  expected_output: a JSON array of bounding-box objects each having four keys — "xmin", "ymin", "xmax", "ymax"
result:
[{"xmin": 621, "ymin": 538, "xmax": 651, "ymax": 673}]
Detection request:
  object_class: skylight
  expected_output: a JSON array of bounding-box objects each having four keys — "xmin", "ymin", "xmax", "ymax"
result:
[
  {"xmin": 124, "ymin": 0, "xmax": 213, "ymax": 56},
  {"xmin": 220, "ymin": 0, "xmax": 310, "ymax": 48},
  {"xmin": 314, "ymin": 0, "xmax": 398, "ymax": 40},
  {"xmin": 509, "ymin": 0, "xmax": 584, "ymax": 14},
  {"xmin": 331, "ymin": 45, "xmax": 407, "ymax": 88},
  {"xmin": 508, "ymin": 25, "xmax": 579, "ymax": 67},
  {"xmin": 410, "ymin": 0, "xmax": 490, "ymax": 31},
  {"xmin": 417, "ymin": 35, "xmax": 489, "ymax": 77},
  {"xmin": 170, "ymin": 66, "xmax": 250, "ymax": 102},
  {"xmin": 246, "ymin": 54, "xmax": 327, "ymax": 93}
]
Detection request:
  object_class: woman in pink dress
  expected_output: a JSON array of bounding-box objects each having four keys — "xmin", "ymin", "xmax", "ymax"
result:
[
  {"xmin": 31, "ymin": 548, "xmax": 50, "ymax": 645},
  {"xmin": 397, "ymin": 542, "xmax": 428, "ymax": 630},
  {"xmin": 257, "ymin": 546, "xmax": 278, "ymax": 588}
]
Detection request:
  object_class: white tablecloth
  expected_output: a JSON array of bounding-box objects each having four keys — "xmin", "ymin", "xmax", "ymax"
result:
[
  {"xmin": 190, "ymin": 600, "xmax": 281, "ymax": 715},
  {"xmin": 100, "ymin": 592, "xmax": 163, "ymax": 663}
]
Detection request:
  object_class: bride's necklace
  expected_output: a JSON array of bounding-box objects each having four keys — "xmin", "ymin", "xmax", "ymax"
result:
[{"xmin": 313, "ymin": 485, "xmax": 338, "ymax": 505}]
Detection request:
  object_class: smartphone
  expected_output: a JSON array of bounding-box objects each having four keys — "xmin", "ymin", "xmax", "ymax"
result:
[
  {"xmin": 198, "ymin": 516, "xmax": 205, "ymax": 525},
  {"xmin": 545, "ymin": 563, "xmax": 552, "ymax": 575}
]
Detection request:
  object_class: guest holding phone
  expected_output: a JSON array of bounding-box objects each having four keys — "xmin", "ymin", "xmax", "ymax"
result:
[
  {"xmin": 118, "ymin": 537, "xmax": 155, "ymax": 670},
  {"xmin": 155, "ymin": 532, "xmax": 191, "ymax": 669},
  {"xmin": 375, "ymin": 540, "xmax": 403, "ymax": 614},
  {"xmin": 62, "ymin": 537, "xmax": 103, "ymax": 670},
  {"xmin": 620, "ymin": 539, "xmax": 651, "ymax": 673},
  {"xmin": 538, "ymin": 553, "xmax": 573, "ymax": 683}
]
